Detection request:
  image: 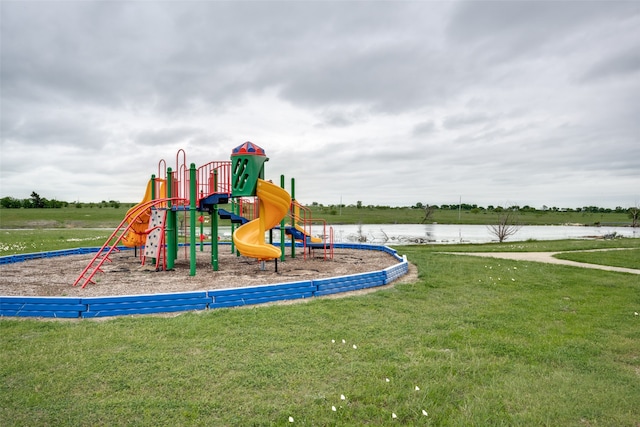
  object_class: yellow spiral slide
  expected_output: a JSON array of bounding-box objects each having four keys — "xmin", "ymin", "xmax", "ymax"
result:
[{"xmin": 233, "ymin": 179, "xmax": 292, "ymax": 261}]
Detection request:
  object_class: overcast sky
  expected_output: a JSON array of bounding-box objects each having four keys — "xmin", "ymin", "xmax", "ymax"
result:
[{"xmin": 1, "ymin": 1, "xmax": 639, "ymax": 209}]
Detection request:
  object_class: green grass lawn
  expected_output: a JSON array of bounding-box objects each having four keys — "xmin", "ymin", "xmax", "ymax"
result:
[
  {"xmin": 0, "ymin": 229, "xmax": 112, "ymax": 256},
  {"xmin": 1, "ymin": 239, "xmax": 639, "ymax": 425},
  {"xmin": 554, "ymin": 248, "xmax": 640, "ymax": 270},
  {"xmin": 0, "ymin": 206, "xmax": 131, "ymax": 229},
  {"xmin": 310, "ymin": 205, "xmax": 634, "ymax": 226},
  {"xmin": 1, "ymin": 205, "xmax": 635, "ymax": 228}
]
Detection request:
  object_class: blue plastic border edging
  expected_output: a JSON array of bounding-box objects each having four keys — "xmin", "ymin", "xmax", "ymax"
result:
[{"xmin": 0, "ymin": 243, "xmax": 409, "ymax": 318}]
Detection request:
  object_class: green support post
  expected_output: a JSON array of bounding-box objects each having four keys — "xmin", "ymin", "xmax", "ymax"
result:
[
  {"xmin": 211, "ymin": 169, "xmax": 219, "ymax": 271},
  {"xmin": 212, "ymin": 207, "xmax": 219, "ymax": 270},
  {"xmin": 199, "ymin": 215, "xmax": 204, "ymax": 252},
  {"xmin": 290, "ymin": 177, "xmax": 296, "ymax": 259},
  {"xmin": 189, "ymin": 163, "xmax": 197, "ymax": 276},
  {"xmin": 280, "ymin": 174, "xmax": 286, "ymax": 262},
  {"xmin": 166, "ymin": 167, "xmax": 176, "ymax": 270},
  {"xmin": 230, "ymin": 198, "xmax": 236, "ymax": 254}
]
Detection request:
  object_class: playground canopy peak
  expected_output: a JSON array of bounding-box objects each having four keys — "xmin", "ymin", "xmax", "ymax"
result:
[{"xmin": 231, "ymin": 141, "xmax": 265, "ymax": 156}]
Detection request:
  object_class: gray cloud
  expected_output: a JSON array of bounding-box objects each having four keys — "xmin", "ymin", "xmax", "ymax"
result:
[
  {"xmin": 446, "ymin": 1, "xmax": 636, "ymax": 57},
  {"xmin": 412, "ymin": 121, "xmax": 436, "ymax": 136},
  {"xmin": 1, "ymin": 1, "xmax": 638, "ymax": 208},
  {"xmin": 581, "ymin": 47, "xmax": 640, "ymax": 82}
]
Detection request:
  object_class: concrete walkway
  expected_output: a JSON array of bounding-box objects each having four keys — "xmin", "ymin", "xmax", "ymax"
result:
[{"xmin": 446, "ymin": 249, "xmax": 640, "ymax": 275}]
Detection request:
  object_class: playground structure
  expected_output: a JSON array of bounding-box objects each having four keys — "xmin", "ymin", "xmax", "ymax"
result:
[
  {"xmin": 1, "ymin": 244, "xmax": 408, "ymax": 318},
  {"xmin": 73, "ymin": 142, "xmax": 334, "ymax": 288}
]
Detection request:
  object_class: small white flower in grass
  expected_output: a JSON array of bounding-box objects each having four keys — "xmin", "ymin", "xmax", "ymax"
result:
[
  {"xmin": 422, "ymin": 409, "xmax": 428, "ymax": 416},
  {"xmin": 415, "ymin": 385, "xmax": 420, "ymax": 391},
  {"xmin": 340, "ymin": 394, "xmax": 346, "ymax": 400},
  {"xmin": 331, "ymin": 339, "xmax": 335, "ymax": 343},
  {"xmin": 511, "ymin": 278, "xmax": 515, "ymax": 282},
  {"xmin": 385, "ymin": 378, "xmax": 390, "ymax": 382},
  {"xmin": 353, "ymin": 344, "xmax": 357, "ymax": 349},
  {"xmin": 392, "ymin": 412, "xmax": 397, "ymax": 419},
  {"xmin": 635, "ymin": 312, "xmax": 639, "ymax": 316},
  {"xmin": 342, "ymin": 339, "xmax": 346, "ymax": 344},
  {"xmin": 332, "ymin": 406, "xmax": 337, "ymax": 412},
  {"xmin": 288, "ymin": 416, "xmax": 294, "ymax": 422}
]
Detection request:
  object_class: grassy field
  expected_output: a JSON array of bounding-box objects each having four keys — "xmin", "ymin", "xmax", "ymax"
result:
[
  {"xmin": 0, "ymin": 206, "xmax": 133, "ymax": 229},
  {"xmin": 0, "ymin": 229, "xmax": 112, "ymax": 256},
  {"xmin": 0, "ymin": 205, "xmax": 635, "ymax": 228},
  {"xmin": 555, "ymin": 248, "xmax": 640, "ymax": 269},
  {"xmin": 309, "ymin": 205, "xmax": 634, "ymax": 226},
  {"xmin": 1, "ymin": 238, "xmax": 640, "ymax": 425}
]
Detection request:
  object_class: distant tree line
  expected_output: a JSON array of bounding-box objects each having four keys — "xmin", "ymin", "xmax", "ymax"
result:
[
  {"xmin": 415, "ymin": 202, "xmax": 633, "ymax": 214},
  {"xmin": 3, "ymin": 193, "xmax": 637, "ymax": 225},
  {"xmin": 310, "ymin": 200, "xmax": 636, "ymax": 215},
  {"xmin": 0, "ymin": 192, "xmax": 122, "ymax": 209},
  {"xmin": 309, "ymin": 201, "xmax": 639, "ymax": 226}
]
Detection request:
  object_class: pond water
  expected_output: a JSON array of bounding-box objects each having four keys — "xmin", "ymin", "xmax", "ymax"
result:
[{"xmin": 216, "ymin": 223, "xmax": 638, "ymax": 245}]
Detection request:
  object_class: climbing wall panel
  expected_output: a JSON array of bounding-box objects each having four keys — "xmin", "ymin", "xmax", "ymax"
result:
[{"xmin": 144, "ymin": 209, "xmax": 166, "ymax": 259}]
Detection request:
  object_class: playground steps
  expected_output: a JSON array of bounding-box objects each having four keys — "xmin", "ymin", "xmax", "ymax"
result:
[
  {"xmin": 286, "ymin": 227, "xmax": 321, "ymax": 246},
  {"xmin": 284, "ymin": 226, "xmax": 307, "ymax": 241},
  {"xmin": 282, "ymin": 226, "xmax": 334, "ymax": 257},
  {"xmin": 218, "ymin": 208, "xmax": 248, "ymax": 224},
  {"xmin": 72, "ymin": 245, "xmax": 120, "ymax": 288},
  {"xmin": 199, "ymin": 192, "xmax": 230, "ymax": 212}
]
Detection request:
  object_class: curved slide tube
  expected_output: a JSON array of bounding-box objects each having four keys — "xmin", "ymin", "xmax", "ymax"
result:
[{"xmin": 233, "ymin": 179, "xmax": 292, "ymax": 261}]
